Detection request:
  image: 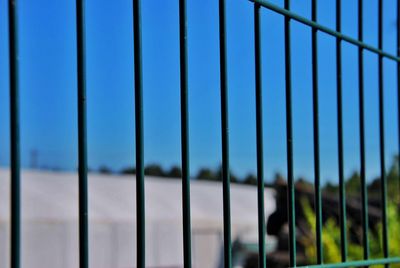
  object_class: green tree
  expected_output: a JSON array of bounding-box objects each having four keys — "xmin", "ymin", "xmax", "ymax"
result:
[
  {"xmin": 346, "ymin": 171, "xmax": 361, "ymax": 196},
  {"xmin": 98, "ymin": 165, "xmax": 112, "ymax": 174},
  {"xmin": 144, "ymin": 164, "xmax": 165, "ymax": 177},
  {"xmin": 120, "ymin": 167, "xmax": 136, "ymax": 174},
  {"xmin": 301, "ymin": 199, "xmax": 400, "ymax": 267},
  {"xmin": 243, "ymin": 174, "xmax": 257, "ymax": 185},
  {"xmin": 214, "ymin": 165, "xmax": 239, "ymax": 183},
  {"xmin": 196, "ymin": 168, "xmax": 218, "ymax": 181},
  {"xmin": 167, "ymin": 166, "xmax": 182, "ymax": 178}
]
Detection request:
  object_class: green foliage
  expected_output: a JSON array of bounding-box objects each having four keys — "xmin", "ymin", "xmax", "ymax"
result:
[
  {"xmin": 166, "ymin": 166, "xmax": 182, "ymax": 178},
  {"xmin": 120, "ymin": 167, "xmax": 136, "ymax": 174},
  {"xmin": 346, "ymin": 172, "xmax": 361, "ymax": 196},
  {"xmin": 386, "ymin": 156, "xmax": 400, "ymax": 202},
  {"xmin": 323, "ymin": 155, "xmax": 400, "ymax": 202},
  {"xmin": 243, "ymin": 174, "xmax": 257, "ymax": 185},
  {"xmin": 119, "ymin": 163, "xmax": 259, "ymax": 184},
  {"xmin": 300, "ymin": 198, "xmax": 352, "ymax": 264},
  {"xmin": 196, "ymin": 165, "xmax": 240, "ymax": 183},
  {"xmin": 144, "ymin": 164, "xmax": 165, "ymax": 177},
  {"xmin": 373, "ymin": 204, "xmax": 400, "ymax": 266},
  {"xmin": 301, "ymin": 199, "xmax": 400, "ymax": 268},
  {"xmin": 196, "ymin": 167, "xmax": 219, "ymax": 181},
  {"xmin": 98, "ymin": 165, "xmax": 112, "ymax": 174}
]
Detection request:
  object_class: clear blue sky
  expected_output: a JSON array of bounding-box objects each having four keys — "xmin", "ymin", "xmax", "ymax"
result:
[{"xmin": 0, "ymin": 0, "xmax": 399, "ymax": 183}]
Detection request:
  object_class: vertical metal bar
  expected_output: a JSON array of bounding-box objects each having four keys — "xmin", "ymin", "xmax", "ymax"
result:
[
  {"xmin": 311, "ymin": 0, "xmax": 323, "ymax": 264},
  {"xmin": 8, "ymin": 0, "xmax": 20, "ymax": 267},
  {"xmin": 335, "ymin": 0, "xmax": 347, "ymax": 262},
  {"xmin": 133, "ymin": 0, "xmax": 145, "ymax": 267},
  {"xmin": 76, "ymin": 0, "xmax": 89, "ymax": 267},
  {"xmin": 284, "ymin": 0, "xmax": 296, "ymax": 266},
  {"xmin": 219, "ymin": 0, "xmax": 231, "ymax": 267},
  {"xmin": 254, "ymin": 4, "xmax": 266, "ymax": 268},
  {"xmin": 397, "ymin": 0, "xmax": 400, "ymax": 211},
  {"xmin": 377, "ymin": 0, "xmax": 389, "ymax": 264},
  {"xmin": 179, "ymin": 0, "xmax": 192, "ymax": 267},
  {"xmin": 358, "ymin": 0, "xmax": 370, "ymax": 261}
]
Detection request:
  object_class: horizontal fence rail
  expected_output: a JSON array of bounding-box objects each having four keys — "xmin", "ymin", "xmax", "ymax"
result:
[
  {"xmin": 298, "ymin": 257, "xmax": 400, "ymax": 268},
  {"xmin": 250, "ymin": 0, "xmax": 400, "ymax": 62},
  {"xmin": 4, "ymin": 0, "xmax": 400, "ymax": 268}
]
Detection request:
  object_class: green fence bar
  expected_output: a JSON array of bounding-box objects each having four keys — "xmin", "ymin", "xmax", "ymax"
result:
[
  {"xmin": 398, "ymin": 0, "xmax": 400, "ymax": 206},
  {"xmin": 253, "ymin": 3, "xmax": 266, "ymax": 268},
  {"xmin": 357, "ymin": 0, "xmax": 370, "ymax": 261},
  {"xmin": 249, "ymin": 0, "xmax": 400, "ymax": 62},
  {"xmin": 218, "ymin": 0, "xmax": 232, "ymax": 267},
  {"xmin": 8, "ymin": 0, "xmax": 20, "ymax": 267},
  {"xmin": 335, "ymin": 0, "xmax": 347, "ymax": 262},
  {"xmin": 76, "ymin": 0, "xmax": 89, "ymax": 267},
  {"xmin": 6, "ymin": 1, "xmax": 400, "ymax": 268},
  {"xmin": 133, "ymin": 0, "xmax": 145, "ymax": 267},
  {"xmin": 377, "ymin": 0, "xmax": 389, "ymax": 265},
  {"xmin": 250, "ymin": 1, "xmax": 400, "ymax": 267},
  {"xmin": 284, "ymin": 0, "xmax": 296, "ymax": 266},
  {"xmin": 311, "ymin": 0, "xmax": 323, "ymax": 264},
  {"xmin": 179, "ymin": 0, "xmax": 192, "ymax": 267},
  {"xmin": 296, "ymin": 257, "xmax": 400, "ymax": 268}
]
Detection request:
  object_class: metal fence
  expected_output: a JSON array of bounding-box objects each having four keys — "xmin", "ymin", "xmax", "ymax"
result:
[{"xmin": 5, "ymin": 0, "xmax": 400, "ymax": 268}]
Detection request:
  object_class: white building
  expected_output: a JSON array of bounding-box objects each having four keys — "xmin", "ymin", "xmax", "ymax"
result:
[{"xmin": 0, "ymin": 169, "xmax": 276, "ymax": 268}]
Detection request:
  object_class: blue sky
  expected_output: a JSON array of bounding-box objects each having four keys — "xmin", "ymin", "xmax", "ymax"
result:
[{"xmin": 0, "ymin": 0, "xmax": 399, "ymax": 183}]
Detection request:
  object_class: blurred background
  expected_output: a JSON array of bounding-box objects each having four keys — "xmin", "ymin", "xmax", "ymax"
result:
[{"xmin": 1, "ymin": 0, "xmax": 400, "ymax": 267}]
